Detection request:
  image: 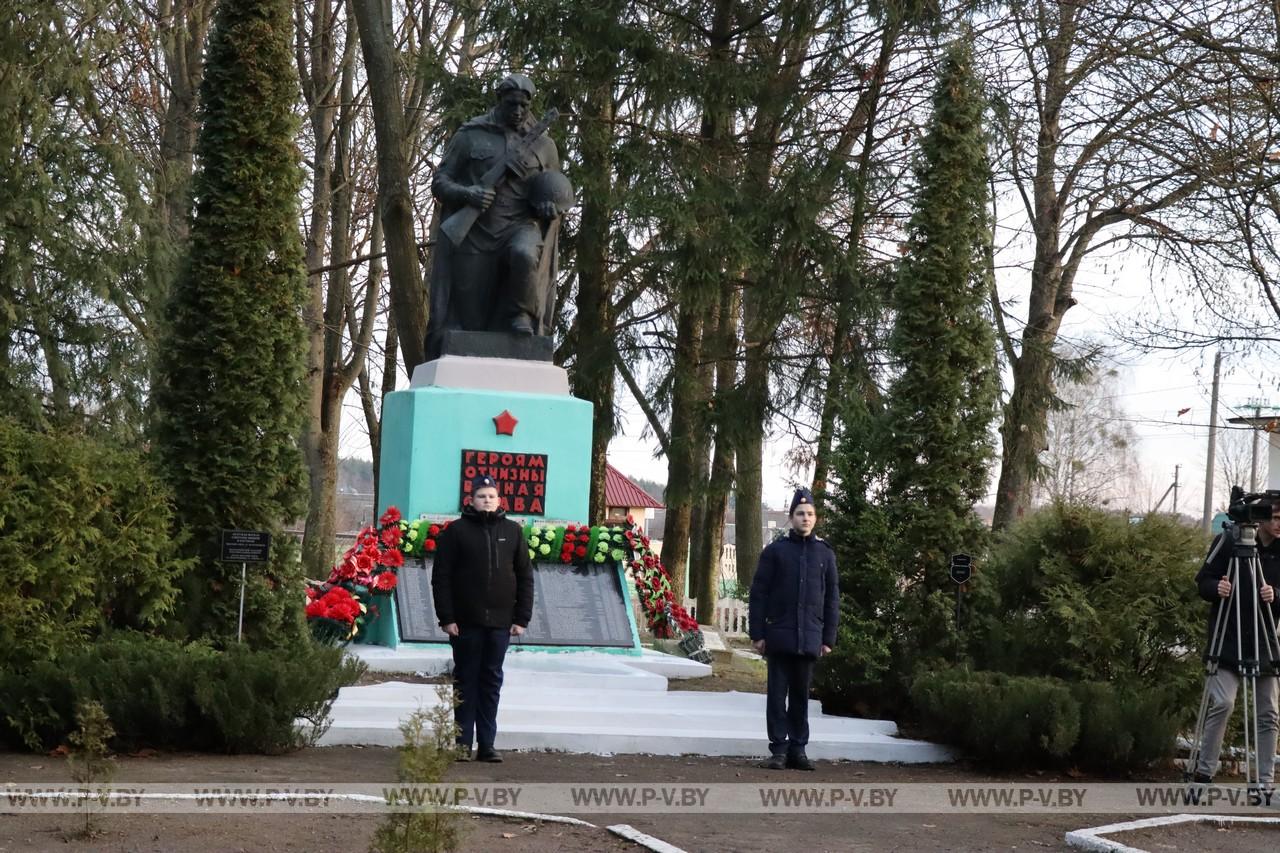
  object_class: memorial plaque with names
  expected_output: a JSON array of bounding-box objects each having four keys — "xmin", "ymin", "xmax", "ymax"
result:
[{"xmin": 396, "ymin": 557, "xmax": 636, "ymax": 647}]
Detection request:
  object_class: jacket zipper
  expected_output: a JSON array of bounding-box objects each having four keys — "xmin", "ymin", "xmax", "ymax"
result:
[
  {"xmin": 798, "ymin": 536, "xmax": 808, "ymax": 650},
  {"xmin": 484, "ymin": 524, "xmax": 496, "ymax": 619}
]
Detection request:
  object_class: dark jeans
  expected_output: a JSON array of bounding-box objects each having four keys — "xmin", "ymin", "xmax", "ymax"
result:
[
  {"xmin": 766, "ymin": 652, "xmax": 815, "ymax": 756},
  {"xmin": 449, "ymin": 625, "xmax": 511, "ymax": 749}
]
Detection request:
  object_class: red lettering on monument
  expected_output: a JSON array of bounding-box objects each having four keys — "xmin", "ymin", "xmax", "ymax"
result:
[{"xmin": 458, "ymin": 449, "xmax": 549, "ymax": 516}]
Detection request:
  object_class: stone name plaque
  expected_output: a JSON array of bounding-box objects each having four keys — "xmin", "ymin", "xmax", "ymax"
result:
[{"xmin": 396, "ymin": 557, "xmax": 635, "ymax": 647}]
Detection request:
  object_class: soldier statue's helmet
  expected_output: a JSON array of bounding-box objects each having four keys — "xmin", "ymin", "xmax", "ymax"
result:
[
  {"xmin": 529, "ymin": 170, "xmax": 575, "ymax": 216},
  {"xmin": 495, "ymin": 74, "xmax": 536, "ymax": 100}
]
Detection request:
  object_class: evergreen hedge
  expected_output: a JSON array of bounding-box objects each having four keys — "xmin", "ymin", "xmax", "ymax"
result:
[
  {"xmin": 912, "ymin": 669, "xmax": 1182, "ymax": 771},
  {"xmin": 0, "ymin": 632, "xmax": 364, "ymax": 753}
]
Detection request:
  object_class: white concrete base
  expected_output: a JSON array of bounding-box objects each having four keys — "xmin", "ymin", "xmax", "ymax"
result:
[
  {"xmin": 410, "ymin": 355, "xmax": 570, "ymax": 395},
  {"xmin": 348, "ymin": 644, "xmax": 713, "ymax": 680},
  {"xmin": 321, "ymin": 648, "xmax": 952, "ymax": 763}
]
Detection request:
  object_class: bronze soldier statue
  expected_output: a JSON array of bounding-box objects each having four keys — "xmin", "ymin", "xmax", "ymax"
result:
[{"xmin": 426, "ymin": 74, "xmax": 573, "ymax": 360}]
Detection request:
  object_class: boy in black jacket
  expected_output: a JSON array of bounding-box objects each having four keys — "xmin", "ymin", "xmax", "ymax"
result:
[
  {"xmin": 432, "ymin": 475, "xmax": 535, "ymax": 762},
  {"xmin": 749, "ymin": 487, "xmax": 839, "ymax": 771}
]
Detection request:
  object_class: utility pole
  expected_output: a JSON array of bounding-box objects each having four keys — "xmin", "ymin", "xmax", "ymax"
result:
[
  {"xmin": 1203, "ymin": 351, "xmax": 1221, "ymax": 534},
  {"xmin": 1252, "ymin": 403, "xmax": 1262, "ymax": 491},
  {"xmin": 1173, "ymin": 464, "xmax": 1181, "ymax": 515}
]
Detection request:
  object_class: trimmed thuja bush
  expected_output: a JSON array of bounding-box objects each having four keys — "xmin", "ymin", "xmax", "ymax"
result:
[
  {"xmin": 0, "ymin": 632, "xmax": 365, "ymax": 753},
  {"xmin": 911, "ymin": 669, "xmax": 1080, "ymax": 767},
  {"xmin": 911, "ymin": 669, "xmax": 1183, "ymax": 771},
  {"xmin": 908, "ymin": 504, "xmax": 1205, "ymax": 771},
  {"xmin": 0, "ymin": 417, "xmax": 190, "ymax": 667},
  {"xmin": 151, "ymin": 0, "xmax": 311, "ymax": 646}
]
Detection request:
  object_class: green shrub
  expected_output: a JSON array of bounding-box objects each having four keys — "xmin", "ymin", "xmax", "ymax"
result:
[
  {"xmin": 911, "ymin": 669, "xmax": 1080, "ymax": 767},
  {"xmin": 1070, "ymin": 681, "xmax": 1184, "ymax": 773},
  {"xmin": 913, "ymin": 668, "xmax": 1186, "ymax": 771},
  {"xmin": 969, "ymin": 504, "xmax": 1203, "ymax": 698},
  {"xmin": 814, "ymin": 498, "xmax": 905, "ymax": 717},
  {"xmin": 0, "ymin": 632, "xmax": 364, "ymax": 753},
  {"xmin": 0, "ymin": 417, "xmax": 190, "ymax": 666}
]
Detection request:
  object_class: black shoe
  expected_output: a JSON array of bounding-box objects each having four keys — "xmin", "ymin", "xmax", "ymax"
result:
[
  {"xmin": 510, "ymin": 317, "xmax": 534, "ymax": 336},
  {"xmin": 762, "ymin": 754, "xmax": 787, "ymax": 770},
  {"xmin": 1191, "ymin": 772, "xmax": 1212, "ymax": 784},
  {"xmin": 787, "ymin": 752, "xmax": 816, "ymax": 771},
  {"xmin": 475, "ymin": 746, "xmax": 503, "ymax": 763}
]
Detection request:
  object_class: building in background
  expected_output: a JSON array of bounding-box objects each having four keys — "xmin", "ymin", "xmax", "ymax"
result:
[{"xmin": 604, "ymin": 463, "xmax": 664, "ymax": 534}]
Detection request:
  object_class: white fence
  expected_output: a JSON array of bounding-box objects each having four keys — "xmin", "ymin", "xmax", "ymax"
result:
[{"xmin": 684, "ymin": 597, "xmax": 748, "ymax": 636}]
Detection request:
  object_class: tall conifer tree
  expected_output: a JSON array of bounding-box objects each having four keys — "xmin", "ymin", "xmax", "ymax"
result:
[
  {"xmin": 153, "ymin": 0, "xmax": 309, "ymax": 644},
  {"xmin": 881, "ymin": 36, "xmax": 998, "ymax": 653}
]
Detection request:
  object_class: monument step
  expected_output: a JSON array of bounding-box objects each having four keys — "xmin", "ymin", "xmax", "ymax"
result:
[
  {"xmin": 329, "ymin": 702, "xmax": 890, "ymax": 738},
  {"xmin": 331, "ymin": 683, "xmax": 884, "ymax": 731},
  {"xmin": 350, "ymin": 646, "xmax": 693, "ymax": 689},
  {"xmin": 315, "ymin": 718, "xmax": 951, "ymax": 763}
]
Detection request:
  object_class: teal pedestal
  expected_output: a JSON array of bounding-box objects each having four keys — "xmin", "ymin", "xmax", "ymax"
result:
[
  {"xmin": 364, "ymin": 380, "xmax": 638, "ymax": 652},
  {"xmin": 378, "ymin": 385, "xmax": 593, "ymax": 521}
]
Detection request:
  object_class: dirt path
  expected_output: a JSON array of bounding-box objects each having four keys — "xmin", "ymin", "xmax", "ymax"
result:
[{"xmin": 0, "ymin": 747, "xmax": 1198, "ymax": 852}]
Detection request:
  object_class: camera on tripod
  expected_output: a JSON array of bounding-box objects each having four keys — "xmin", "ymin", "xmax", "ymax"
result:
[{"xmin": 1227, "ymin": 486, "xmax": 1280, "ymax": 524}]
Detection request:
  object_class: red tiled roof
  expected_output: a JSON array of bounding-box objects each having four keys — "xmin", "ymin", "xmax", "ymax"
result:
[{"xmin": 605, "ymin": 464, "xmax": 664, "ymax": 510}]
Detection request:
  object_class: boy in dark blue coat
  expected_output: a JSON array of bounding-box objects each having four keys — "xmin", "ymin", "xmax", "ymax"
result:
[{"xmin": 749, "ymin": 487, "xmax": 840, "ymax": 770}]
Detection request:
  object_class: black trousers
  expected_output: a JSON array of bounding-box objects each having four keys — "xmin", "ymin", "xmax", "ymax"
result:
[
  {"xmin": 766, "ymin": 652, "xmax": 816, "ymax": 756},
  {"xmin": 449, "ymin": 625, "xmax": 511, "ymax": 749}
]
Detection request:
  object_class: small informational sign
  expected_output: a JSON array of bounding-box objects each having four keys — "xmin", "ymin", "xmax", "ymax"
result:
[
  {"xmin": 949, "ymin": 553, "xmax": 973, "ymax": 585},
  {"xmin": 458, "ymin": 449, "xmax": 548, "ymax": 515},
  {"xmin": 220, "ymin": 530, "xmax": 271, "ymax": 563}
]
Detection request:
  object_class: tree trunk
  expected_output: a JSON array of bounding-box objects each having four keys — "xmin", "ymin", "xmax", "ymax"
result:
[
  {"xmin": 991, "ymin": 7, "xmax": 1073, "ymax": 529},
  {"xmin": 569, "ymin": 85, "xmax": 616, "ymax": 525},
  {"xmin": 688, "ymin": 285, "xmax": 725, "ymax": 603},
  {"xmin": 299, "ymin": 0, "xmax": 338, "ymax": 577},
  {"xmin": 153, "ymin": 0, "xmax": 211, "ymax": 266},
  {"xmin": 991, "ymin": 317, "xmax": 1062, "ymax": 529},
  {"xmin": 695, "ymin": 284, "xmax": 739, "ymax": 620},
  {"xmin": 350, "ymin": 0, "xmax": 427, "ymax": 371},
  {"xmin": 661, "ymin": 0, "xmax": 733, "ymax": 600},
  {"xmin": 734, "ymin": 322, "xmax": 768, "ymax": 586},
  {"xmin": 660, "ymin": 300, "xmax": 708, "ymax": 602},
  {"xmin": 302, "ymin": 390, "xmax": 343, "ymax": 575}
]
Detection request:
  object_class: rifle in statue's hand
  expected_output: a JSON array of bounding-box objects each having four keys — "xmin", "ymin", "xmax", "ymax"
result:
[{"xmin": 439, "ymin": 108, "xmax": 560, "ymax": 248}]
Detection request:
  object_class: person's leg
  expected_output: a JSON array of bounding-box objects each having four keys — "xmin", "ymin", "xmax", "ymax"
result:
[
  {"xmin": 475, "ymin": 627, "xmax": 512, "ymax": 755},
  {"xmin": 500, "ymin": 224, "xmax": 545, "ymax": 332},
  {"xmin": 1196, "ymin": 668, "xmax": 1241, "ymax": 779},
  {"xmin": 784, "ymin": 656, "xmax": 816, "ymax": 769},
  {"xmin": 1255, "ymin": 675, "xmax": 1278, "ymax": 784},
  {"xmin": 450, "ymin": 626, "xmax": 485, "ymax": 750},
  {"xmin": 786, "ymin": 656, "xmax": 816, "ymax": 752},
  {"xmin": 765, "ymin": 653, "xmax": 792, "ymax": 759}
]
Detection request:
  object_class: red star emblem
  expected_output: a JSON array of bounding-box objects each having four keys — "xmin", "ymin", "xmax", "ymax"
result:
[{"xmin": 493, "ymin": 409, "xmax": 518, "ymax": 436}]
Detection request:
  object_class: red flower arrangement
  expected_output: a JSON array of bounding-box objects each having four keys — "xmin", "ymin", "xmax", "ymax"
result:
[
  {"xmin": 308, "ymin": 509, "xmax": 698, "ymax": 645},
  {"xmin": 305, "ymin": 506, "xmax": 406, "ymax": 645}
]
